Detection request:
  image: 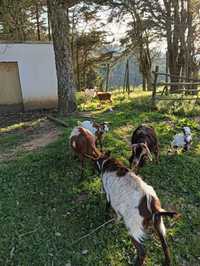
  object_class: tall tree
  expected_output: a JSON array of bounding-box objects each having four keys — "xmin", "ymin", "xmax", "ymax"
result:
[
  {"xmin": 0, "ymin": 0, "xmax": 48, "ymax": 41},
  {"xmin": 31, "ymin": 0, "xmax": 47, "ymax": 41},
  {"xmin": 47, "ymin": 0, "xmax": 77, "ymax": 114},
  {"xmin": 143, "ymin": 0, "xmax": 200, "ymax": 90},
  {"xmin": 68, "ymin": 3, "xmax": 111, "ymax": 91},
  {"xmin": 108, "ymin": 1, "xmax": 154, "ymax": 90}
]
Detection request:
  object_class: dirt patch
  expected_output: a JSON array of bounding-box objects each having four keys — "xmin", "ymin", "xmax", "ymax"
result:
[
  {"xmin": 21, "ymin": 128, "xmax": 59, "ymax": 151},
  {"xmin": 0, "ymin": 119, "xmax": 61, "ymax": 162},
  {"xmin": 0, "ymin": 109, "xmax": 57, "ymax": 128}
]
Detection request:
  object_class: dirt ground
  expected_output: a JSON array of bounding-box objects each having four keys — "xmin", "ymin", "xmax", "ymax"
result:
[{"xmin": 0, "ymin": 111, "xmax": 61, "ymax": 162}]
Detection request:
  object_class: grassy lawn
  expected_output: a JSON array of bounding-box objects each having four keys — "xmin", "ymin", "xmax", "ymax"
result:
[{"xmin": 0, "ymin": 90, "xmax": 200, "ymax": 265}]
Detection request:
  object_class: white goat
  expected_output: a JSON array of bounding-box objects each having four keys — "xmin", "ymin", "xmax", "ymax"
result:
[
  {"xmin": 84, "ymin": 88, "xmax": 96, "ymax": 98},
  {"xmin": 88, "ymin": 152, "xmax": 178, "ymax": 266},
  {"xmin": 171, "ymin": 126, "xmax": 192, "ymax": 152}
]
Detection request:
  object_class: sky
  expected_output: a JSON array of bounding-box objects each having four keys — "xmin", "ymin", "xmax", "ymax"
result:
[
  {"xmin": 78, "ymin": 7, "xmax": 166, "ymax": 52},
  {"xmin": 69, "ymin": 4, "xmax": 167, "ymax": 53}
]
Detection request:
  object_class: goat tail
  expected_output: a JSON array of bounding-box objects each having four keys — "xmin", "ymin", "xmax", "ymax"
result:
[{"xmin": 153, "ymin": 211, "xmax": 180, "ymax": 222}]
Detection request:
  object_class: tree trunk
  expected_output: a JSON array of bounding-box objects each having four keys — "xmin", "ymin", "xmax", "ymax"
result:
[
  {"xmin": 47, "ymin": 0, "xmax": 76, "ymax": 114},
  {"xmin": 35, "ymin": 2, "xmax": 41, "ymax": 41},
  {"xmin": 186, "ymin": 0, "xmax": 193, "ymax": 84},
  {"xmin": 146, "ymin": 71, "xmax": 152, "ymax": 91},
  {"xmin": 165, "ymin": 0, "xmax": 179, "ymax": 91},
  {"xmin": 139, "ymin": 52, "xmax": 152, "ymax": 91},
  {"xmin": 142, "ymin": 76, "xmax": 146, "ymax": 91},
  {"xmin": 105, "ymin": 63, "xmax": 110, "ymax": 92},
  {"xmin": 76, "ymin": 42, "xmax": 81, "ymax": 91},
  {"xmin": 47, "ymin": 4, "xmax": 52, "ymax": 41}
]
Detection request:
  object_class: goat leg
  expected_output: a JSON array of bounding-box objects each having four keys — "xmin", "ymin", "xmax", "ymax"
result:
[
  {"xmin": 154, "ymin": 217, "xmax": 171, "ymax": 266},
  {"xmin": 132, "ymin": 238, "xmax": 146, "ymax": 266}
]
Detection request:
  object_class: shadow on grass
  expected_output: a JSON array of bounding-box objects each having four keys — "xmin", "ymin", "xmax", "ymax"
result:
[{"xmin": 0, "ymin": 92, "xmax": 200, "ymax": 265}]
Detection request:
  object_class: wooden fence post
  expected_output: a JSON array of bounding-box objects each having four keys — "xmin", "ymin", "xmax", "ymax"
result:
[
  {"xmin": 152, "ymin": 65, "xmax": 159, "ymax": 107},
  {"xmin": 105, "ymin": 63, "xmax": 110, "ymax": 92},
  {"xmin": 123, "ymin": 61, "xmax": 127, "ymax": 94},
  {"xmin": 165, "ymin": 51, "xmax": 169, "ymax": 94},
  {"xmin": 126, "ymin": 59, "xmax": 130, "ymax": 95}
]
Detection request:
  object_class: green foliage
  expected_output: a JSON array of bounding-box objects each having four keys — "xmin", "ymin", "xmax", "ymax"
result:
[
  {"xmin": 0, "ymin": 90, "xmax": 200, "ymax": 265},
  {"xmin": 0, "ymin": 0, "xmax": 48, "ymax": 41},
  {"xmin": 157, "ymin": 98, "xmax": 200, "ymax": 117}
]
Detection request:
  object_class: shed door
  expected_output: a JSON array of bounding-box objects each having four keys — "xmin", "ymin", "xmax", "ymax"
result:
[{"xmin": 0, "ymin": 62, "xmax": 23, "ymax": 111}]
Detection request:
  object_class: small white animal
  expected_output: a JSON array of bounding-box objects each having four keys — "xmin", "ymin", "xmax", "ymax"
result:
[
  {"xmin": 84, "ymin": 88, "xmax": 96, "ymax": 98},
  {"xmin": 171, "ymin": 126, "xmax": 192, "ymax": 152}
]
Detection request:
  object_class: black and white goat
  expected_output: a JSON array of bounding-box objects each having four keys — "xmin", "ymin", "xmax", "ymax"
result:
[
  {"xmin": 129, "ymin": 125, "xmax": 159, "ymax": 171},
  {"xmin": 88, "ymin": 151, "xmax": 179, "ymax": 266},
  {"xmin": 171, "ymin": 126, "xmax": 192, "ymax": 152}
]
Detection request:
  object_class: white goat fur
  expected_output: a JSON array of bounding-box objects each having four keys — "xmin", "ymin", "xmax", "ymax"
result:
[
  {"xmin": 171, "ymin": 127, "xmax": 192, "ymax": 148},
  {"xmin": 69, "ymin": 126, "xmax": 95, "ymax": 139},
  {"xmin": 102, "ymin": 171, "xmax": 166, "ymax": 242},
  {"xmin": 85, "ymin": 89, "xmax": 96, "ymax": 98},
  {"xmin": 80, "ymin": 120, "xmax": 109, "ymax": 135}
]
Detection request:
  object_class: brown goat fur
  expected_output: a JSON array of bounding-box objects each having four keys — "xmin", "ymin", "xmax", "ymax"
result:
[
  {"xmin": 70, "ymin": 127, "xmax": 100, "ymax": 177},
  {"xmin": 129, "ymin": 124, "xmax": 159, "ymax": 171},
  {"xmin": 88, "ymin": 151, "xmax": 179, "ymax": 266},
  {"xmin": 96, "ymin": 92, "xmax": 112, "ymax": 103},
  {"xmin": 92, "ymin": 121, "xmax": 108, "ymax": 150}
]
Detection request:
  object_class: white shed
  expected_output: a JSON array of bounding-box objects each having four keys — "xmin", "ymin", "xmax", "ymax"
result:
[{"xmin": 0, "ymin": 42, "xmax": 58, "ymax": 112}]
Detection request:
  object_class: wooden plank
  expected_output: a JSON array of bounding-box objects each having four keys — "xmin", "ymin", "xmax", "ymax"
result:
[
  {"xmin": 47, "ymin": 115, "xmax": 68, "ymax": 127},
  {"xmin": 154, "ymin": 97, "xmax": 197, "ymax": 101},
  {"xmin": 156, "ymin": 89, "xmax": 200, "ymax": 93},
  {"xmin": 157, "ymin": 82, "xmax": 200, "ymax": 86},
  {"xmin": 152, "ymin": 71, "xmax": 200, "ymax": 82}
]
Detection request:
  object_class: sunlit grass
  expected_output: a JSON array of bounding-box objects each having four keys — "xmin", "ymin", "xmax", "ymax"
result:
[
  {"xmin": 0, "ymin": 89, "xmax": 199, "ymax": 265},
  {"xmin": 0, "ymin": 118, "xmax": 45, "ymax": 133}
]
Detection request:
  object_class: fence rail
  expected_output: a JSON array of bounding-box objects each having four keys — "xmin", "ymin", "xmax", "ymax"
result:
[{"xmin": 151, "ymin": 66, "xmax": 200, "ymax": 106}]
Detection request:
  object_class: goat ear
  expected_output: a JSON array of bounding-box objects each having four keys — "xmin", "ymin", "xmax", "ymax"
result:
[
  {"xmin": 131, "ymin": 144, "xmax": 138, "ymax": 149},
  {"xmin": 144, "ymin": 143, "xmax": 153, "ymax": 161},
  {"xmin": 93, "ymin": 121, "xmax": 100, "ymax": 128}
]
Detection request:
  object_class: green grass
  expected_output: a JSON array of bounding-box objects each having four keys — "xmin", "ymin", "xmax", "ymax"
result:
[
  {"xmin": 0, "ymin": 90, "xmax": 200, "ymax": 265},
  {"xmin": 0, "ymin": 133, "xmax": 25, "ymax": 152}
]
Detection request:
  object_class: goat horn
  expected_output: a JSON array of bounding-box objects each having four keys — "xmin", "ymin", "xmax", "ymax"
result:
[
  {"xmin": 131, "ymin": 144, "xmax": 138, "ymax": 148},
  {"xmin": 144, "ymin": 143, "xmax": 153, "ymax": 161}
]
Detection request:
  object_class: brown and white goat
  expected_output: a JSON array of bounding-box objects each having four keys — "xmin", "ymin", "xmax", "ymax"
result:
[
  {"xmin": 129, "ymin": 124, "xmax": 159, "ymax": 171},
  {"xmin": 88, "ymin": 151, "xmax": 179, "ymax": 266},
  {"xmin": 79, "ymin": 120, "xmax": 109, "ymax": 151},
  {"xmin": 69, "ymin": 127, "xmax": 100, "ymax": 177},
  {"xmin": 95, "ymin": 91, "xmax": 112, "ymax": 103}
]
